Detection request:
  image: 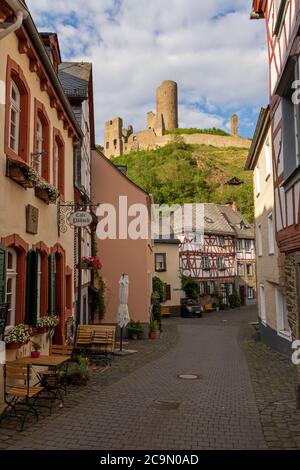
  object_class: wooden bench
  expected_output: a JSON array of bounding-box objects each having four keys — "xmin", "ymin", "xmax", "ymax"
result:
[
  {"xmin": 161, "ymin": 306, "xmax": 171, "ymax": 317},
  {"xmin": 204, "ymin": 304, "xmax": 215, "ymax": 312},
  {"xmin": 75, "ymin": 325, "xmax": 116, "ymax": 365}
]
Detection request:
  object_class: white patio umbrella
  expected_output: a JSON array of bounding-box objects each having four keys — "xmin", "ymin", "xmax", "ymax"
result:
[{"xmin": 117, "ymin": 274, "xmax": 130, "ymax": 351}]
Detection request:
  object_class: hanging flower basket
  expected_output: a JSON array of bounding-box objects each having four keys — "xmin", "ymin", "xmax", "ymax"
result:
[{"xmin": 79, "ymin": 257, "xmax": 102, "ymax": 270}]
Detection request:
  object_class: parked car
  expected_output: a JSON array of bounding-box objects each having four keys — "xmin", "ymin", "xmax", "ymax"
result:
[{"xmin": 181, "ymin": 299, "xmax": 203, "ymax": 318}]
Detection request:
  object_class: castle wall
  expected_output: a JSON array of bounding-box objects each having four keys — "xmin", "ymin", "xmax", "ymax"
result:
[{"xmin": 120, "ymin": 132, "xmax": 251, "ymax": 155}]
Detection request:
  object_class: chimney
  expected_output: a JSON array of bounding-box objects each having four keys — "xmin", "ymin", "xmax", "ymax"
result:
[
  {"xmin": 231, "ymin": 201, "xmax": 238, "ymax": 212},
  {"xmin": 230, "ymin": 114, "xmax": 238, "ymax": 137}
]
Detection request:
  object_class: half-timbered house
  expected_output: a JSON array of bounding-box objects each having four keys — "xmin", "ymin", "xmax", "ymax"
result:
[
  {"xmin": 251, "ymin": 1, "xmax": 300, "ymax": 363},
  {"xmin": 179, "ymin": 204, "xmax": 256, "ymax": 307}
]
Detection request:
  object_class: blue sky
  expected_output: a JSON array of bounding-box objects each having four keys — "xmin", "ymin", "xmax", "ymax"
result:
[{"xmin": 26, "ymin": 0, "xmax": 268, "ymax": 143}]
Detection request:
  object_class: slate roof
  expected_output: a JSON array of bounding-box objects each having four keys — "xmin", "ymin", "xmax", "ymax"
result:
[
  {"xmin": 217, "ymin": 204, "xmax": 255, "ymax": 239},
  {"xmin": 157, "ymin": 203, "xmax": 254, "ymax": 240},
  {"xmin": 58, "ymin": 62, "xmax": 92, "ymax": 99}
]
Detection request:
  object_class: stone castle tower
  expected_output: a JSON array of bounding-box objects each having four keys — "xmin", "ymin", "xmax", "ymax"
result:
[
  {"xmin": 104, "ymin": 80, "xmax": 179, "ymax": 156},
  {"xmin": 156, "ymin": 80, "xmax": 178, "ymax": 132},
  {"xmin": 230, "ymin": 114, "xmax": 239, "ymax": 137}
]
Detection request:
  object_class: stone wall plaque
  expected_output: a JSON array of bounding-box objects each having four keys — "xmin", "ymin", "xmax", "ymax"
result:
[{"xmin": 26, "ymin": 205, "xmax": 39, "ymax": 234}]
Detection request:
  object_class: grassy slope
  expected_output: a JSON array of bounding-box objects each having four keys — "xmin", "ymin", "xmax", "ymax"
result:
[{"xmin": 111, "ymin": 142, "xmax": 254, "ymax": 222}]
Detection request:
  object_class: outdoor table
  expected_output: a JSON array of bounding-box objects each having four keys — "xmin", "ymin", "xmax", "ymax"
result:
[{"xmin": 9, "ymin": 355, "xmax": 71, "ymax": 367}]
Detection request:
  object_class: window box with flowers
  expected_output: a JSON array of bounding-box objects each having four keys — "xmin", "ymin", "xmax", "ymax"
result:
[
  {"xmin": 79, "ymin": 257, "xmax": 102, "ymax": 270},
  {"xmin": 36, "ymin": 315, "xmax": 60, "ymax": 334},
  {"xmin": 26, "ymin": 168, "xmax": 60, "ymax": 204},
  {"xmin": 6, "ymin": 156, "xmax": 34, "ymax": 189},
  {"xmin": 4, "ymin": 324, "xmax": 31, "ymax": 350}
]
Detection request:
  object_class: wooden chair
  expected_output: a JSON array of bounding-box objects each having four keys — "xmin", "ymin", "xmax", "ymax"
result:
[
  {"xmin": 75, "ymin": 327, "xmax": 93, "ymax": 355},
  {"xmin": 92, "ymin": 329, "xmax": 115, "ymax": 365},
  {"xmin": 39, "ymin": 344, "xmax": 73, "ymax": 398},
  {"xmin": 0, "ymin": 363, "xmax": 44, "ymax": 431}
]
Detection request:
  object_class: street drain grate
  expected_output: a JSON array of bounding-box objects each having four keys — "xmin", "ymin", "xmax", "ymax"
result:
[
  {"xmin": 177, "ymin": 374, "xmax": 202, "ymax": 380},
  {"xmin": 151, "ymin": 400, "xmax": 181, "ymax": 411}
]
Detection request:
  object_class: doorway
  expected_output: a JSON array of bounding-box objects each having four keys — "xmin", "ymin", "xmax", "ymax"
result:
[{"xmin": 239, "ymin": 286, "xmax": 246, "ymax": 306}]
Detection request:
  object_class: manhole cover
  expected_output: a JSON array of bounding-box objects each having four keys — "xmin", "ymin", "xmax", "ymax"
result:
[
  {"xmin": 177, "ymin": 374, "xmax": 201, "ymax": 380},
  {"xmin": 151, "ymin": 400, "xmax": 181, "ymax": 411}
]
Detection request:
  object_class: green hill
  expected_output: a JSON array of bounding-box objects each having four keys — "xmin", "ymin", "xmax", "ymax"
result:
[{"xmin": 111, "ymin": 141, "xmax": 254, "ymax": 222}]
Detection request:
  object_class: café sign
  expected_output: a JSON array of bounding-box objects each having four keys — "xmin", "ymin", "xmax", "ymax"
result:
[{"xmin": 68, "ymin": 211, "xmax": 93, "ymax": 228}]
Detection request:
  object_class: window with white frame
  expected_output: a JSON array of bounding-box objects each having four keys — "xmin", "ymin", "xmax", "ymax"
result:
[
  {"xmin": 259, "ymin": 285, "xmax": 266, "ymax": 323},
  {"xmin": 257, "ymin": 224, "xmax": 263, "ymax": 257},
  {"xmin": 206, "ymin": 281, "xmax": 215, "ymax": 295},
  {"xmin": 244, "ymin": 240, "xmax": 251, "ymax": 252},
  {"xmin": 255, "ymin": 165, "xmax": 261, "ymax": 196},
  {"xmin": 217, "ymin": 256, "xmax": 225, "ymax": 270},
  {"xmin": 155, "ymin": 253, "xmax": 166, "ymax": 272},
  {"xmin": 9, "ymin": 80, "xmax": 20, "ymax": 153},
  {"xmin": 36, "ymin": 117, "xmax": 43, "ymax": 176},
  {"xmin": 246, "ymin": 263, "xmax": 253, "ymax": 277},
  {"xmin": 202, "ymin": 256, "xmax": 210, "ymax": 270},
  {"xmin": 6, "ymin": 248, "xmax": 17, "ymax": 327},
  {"xmin": 248, "ymin": 286, "xmax": 254, "ymax": 300},
  {"xmin": 219, "ymin": 236, "xmax": 225, "ymax": 246},
  {"xmin": 237, "ymin": 263, "xmax": 244, "ymax": 276},
  {"xmin": 237, "ymin": 239, "xmax": 243, "ymax": 252},
  {"xmin": 36, "ymin": 252, "xmax": 42, "ymax": 321},
  {"xmin": 265, "ymin": 142, "xmax": 272, "ymax": 178},
  {"xmin": 199, "ymin": 282, "xmax": 205, "ymax": 295},
  {"xmin": 268, "ymin": 213, "xmax": 275, "ymax": 255},
  {"xmin": 276, "ymin": 288, "xmax": 291, "ymax": 338}
]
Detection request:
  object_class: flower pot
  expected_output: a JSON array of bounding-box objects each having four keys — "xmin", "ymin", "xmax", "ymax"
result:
[
  {"xmin": 35, "ymin": 187, "xmax": 50, "ymax": 204},
  {"xmin": 5, "ymin": 341, "xmax": 24, "ymax": 350},
  {"xmin": 31, "ymin": 351, "xmax": 40, "ymax": 358},
  {"xmin": 149, "ymin": 331, "xmax": 157, "ymax": 340},
  {"xmin": 37, "ymin": 327, "xmax": 47, "ymax": 334}
]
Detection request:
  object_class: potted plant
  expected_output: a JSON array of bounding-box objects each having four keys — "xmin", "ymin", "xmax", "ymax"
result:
[
  {"xmin": 4, "ymin": 324, "xmax": 31, "ymax": 350},
  {"xmin": 36, "ymin": 315, "xmax": 60, "ymax": 333},
  {"xmin": 6, "ymin": 157, "xmax": 34, "ymax": 188},
  {"xmin": 35, "ymin": 181, "xmax": 60, "ymax": 204},
  {"xmin": 149, "ymin": 320, "xmax": 159, "ymax": 340},
  {"xmin": 127, "ymin": 320, "xmax": 144, "ymax": 340},
  {"xmin": 80, "ymin": 257, "xmax": 102, "ymax": 270},
  {"xmin": 31, "ymin": 342, "xmax": 41, "ymax": 358}
]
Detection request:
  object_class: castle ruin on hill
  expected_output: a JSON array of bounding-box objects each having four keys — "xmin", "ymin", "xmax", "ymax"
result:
[{"xmin": 104, "ymin": 81, "xmax": 251, "ymax": 158}]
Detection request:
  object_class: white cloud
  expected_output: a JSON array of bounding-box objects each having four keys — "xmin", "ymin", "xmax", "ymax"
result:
[{"xmin": 26, "ymin": 0, "xmax": 268, "ymax": 143}]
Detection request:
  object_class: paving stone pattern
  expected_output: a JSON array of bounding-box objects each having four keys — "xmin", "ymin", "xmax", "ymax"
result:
[{"xmin": 1, "ymin": 308, "xmax": 268, "ymax": 450}]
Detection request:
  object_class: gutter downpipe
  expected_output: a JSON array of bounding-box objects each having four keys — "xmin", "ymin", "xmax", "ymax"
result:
[{"xmin": 0, "ymin": 11, "xmax": 25, "ymax": 40}]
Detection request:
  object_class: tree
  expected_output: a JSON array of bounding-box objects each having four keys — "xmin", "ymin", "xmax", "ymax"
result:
[
  {"xmin": 152, "ymin": 276, "xmax": 165, "ymax": 330},
  {"xmin": 181, "ymin": 276, "xmax": 199, "ymax": 300},
  {"xmin": 229, "ymin": 287, "xmax": 241, "ymax": 309}
]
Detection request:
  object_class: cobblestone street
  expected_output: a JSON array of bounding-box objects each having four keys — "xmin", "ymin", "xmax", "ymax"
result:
[{"xmin": 1, "ymin": 306, "xmax": 299, "ymax": 450}]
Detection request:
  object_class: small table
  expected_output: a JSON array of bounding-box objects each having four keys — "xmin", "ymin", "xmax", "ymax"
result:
[{"xmin": 11, "ymin": 355, "xmax": 71, "ymax": 367}]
